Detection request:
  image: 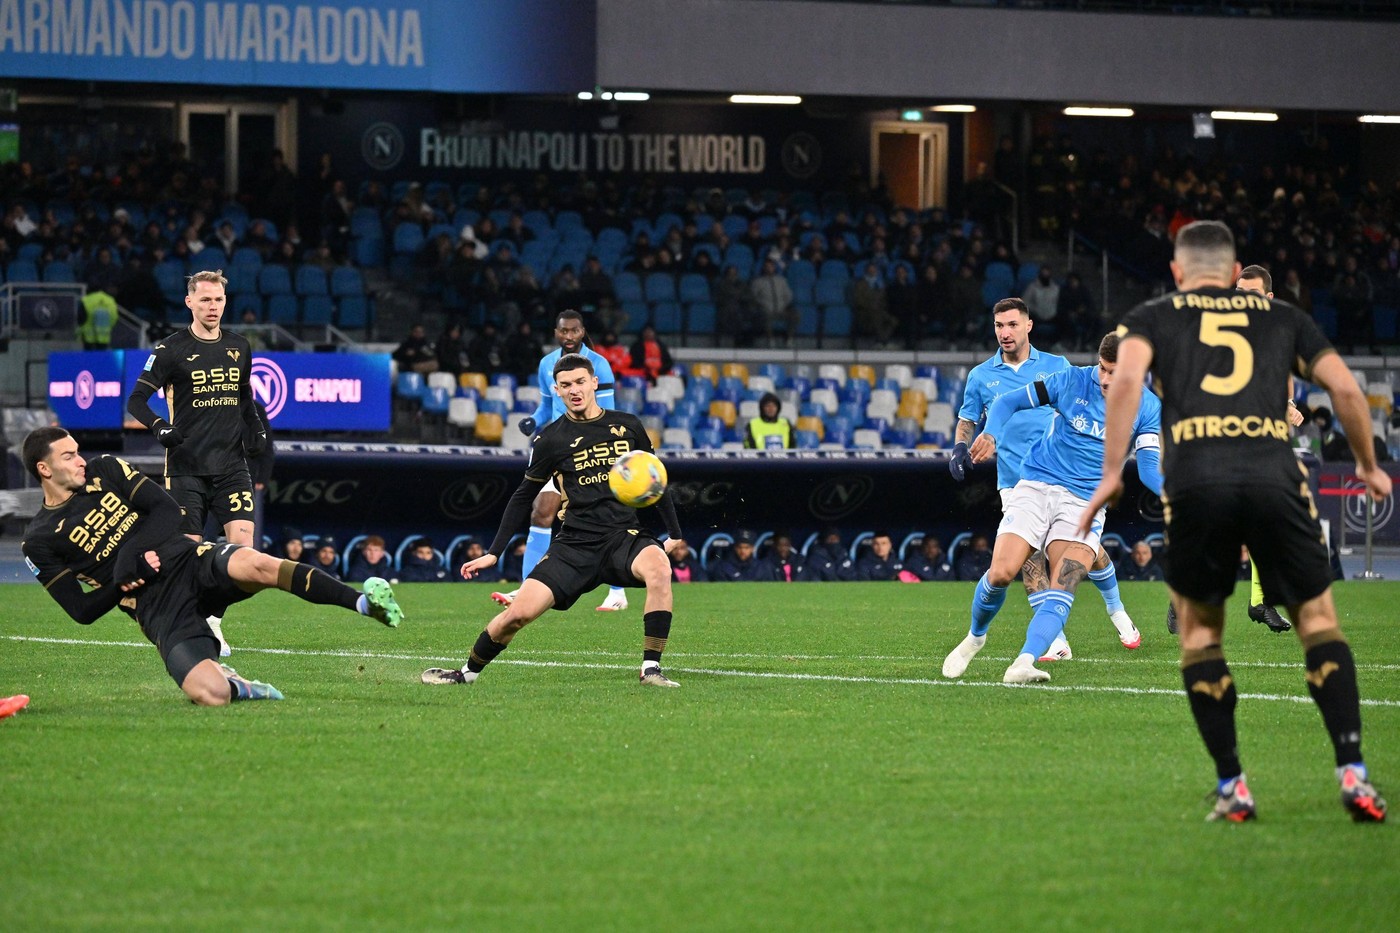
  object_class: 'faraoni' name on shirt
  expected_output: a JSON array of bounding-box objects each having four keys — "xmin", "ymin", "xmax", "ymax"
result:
[
  {"xmin": 1170, "ymin": 292, "xmax": 1271, "ymax": 312},
  {"xmin": 1170, "ymin": 414, "xmax": 1291, "ymax": 444}
]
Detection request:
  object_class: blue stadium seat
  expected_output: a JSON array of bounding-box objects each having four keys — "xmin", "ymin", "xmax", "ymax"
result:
[
  {"xmin": 644, "ymin": 272, "xmax": 677, "ymax": 303},
  {"xmin": 491, "ymin": 373, "xmax": 518, "ymax": 390},
  {"xmin": 421, "ymin": 386, "xmax": 451, "ymax": 417},
  {"xmin": 42, "ymin": 261, "xmax": 75, "ymax": 283},
  {"xmin": 795, "ymin": 304, "xmax": 820, "ymax": 337},
  {"xmin": 1374, "ymin": 305, "xmax": 1398, "ymax": 341},
  {"xmin": 392, "ymin": 223, "xmax": 425, "ymax": 255},
  {"xmin": 822, "ymin": 305, "xmax": 853, "ymax": 341},
  {"xmin": 554, "ymin": 210, "xmax": 584, "ymax": 233},
  {"xmin": 478, "ymin": 398, "xmax": 508, "ymax": 417},
  {"xmin": 685, "ymin": 302, "xmax": 716, "ymax": 335},
  {"xmin": 678, "ymin": 273, "xmax": 711, "ymax": 304},
  {"xmin": 301, "ymin": 295, "xmax": 335, "ymax": 326},
  {"xmin": 613, "ymin": 272, "xmax": 644, "ymax": 303},
  {"xmin": 265, "ymin": 294, "xmax": 299, "ymax": 326},
  {"xmin": 814, "ymin": 280, "xmax": 847, "ymax": 307},
  {"xmin": 666, "ymin": 412, "xmax": 697, "ymax": 430},
  {"xmin": 336, "ymin": 295, "xmax": 373, "ymax": 330},
  {"xmin": 818, "ymin": 261, "xmax": 850, "ymax": 282},
  {"xmin": 692, "ymin": 427, "xmax": 723, "ymax": 449},
  {"xmin": 230, "ymin": 292, "xmax": 263, "ymax": 321},
  {"xmin": 795, "ymin": 429, "xmax": 821, "ymax": 450},
  {"xmin": 396, "ymin": 371, "xmax": 425, "ymax": 400},
  {"xmin": 258, "ymin": 266, "xmax": 293, "ymax": 295},
  {"xmin": 691, "ymin": 243, "xmax": 721, "ymax": 268},
  {"xmin": 330, "ymin": 266, "xmax": 365, "ymax": 297},
  {"xmin": 651, "ymin": 301, "xmax": 683, "ymax": 334},
  {"xmin": 643, "ymin": 401, "xmax": 670, "ymax": 419},
  {"xmin": 230, "ymin": 247, "xmax": 263, "ymax": 270},
  {"xmin": 596, "ymin": 227, "xmax": 629, "ymax": 253},
  {"xmin": 295, "ymin": 266, "xmax": 328, "ymax": 296},
  {"xmin": 6, "ymin": 260, "xmax": 38, "ymax": 283},
  {"xmin": 619, "ymin": 374, "xmax": 649, "ymax": 392},
  {"xmin": 723, "ymin": 244, "xmax": 755, "ymax": 272},
  {"xmin": 352, "ymin": 237, "xmax": 384, "ymax": 267},
  {"xmin": 225, "ymin": 266, "xmax": 258, "ymax": 295}
]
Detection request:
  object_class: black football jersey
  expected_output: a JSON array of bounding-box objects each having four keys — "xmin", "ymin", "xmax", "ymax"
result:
[
  {"xmin": 23, "ymin": 455, "xmax": 159, "ymax": 594},
  {"xmin": 134, "ymin": 327, "xmax": 254, "ymax": 476},
  {"xmin": 1118, "ymin": 286, "xmax": 1335, "ymax": 493},
  {"xmin": 527, "ymin": 408, "xmax": 656, "ymax": 535}
]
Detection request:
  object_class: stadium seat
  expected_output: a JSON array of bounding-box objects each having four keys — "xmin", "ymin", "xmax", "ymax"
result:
[
  {"xmin": 925, "ymin": 402, "xmax": 956, "ymax": 435},
  {"xmin": 427, "ymin": 372, "xmax": 457, "ymax": 393},
  {"xmin": 644, "ymin": 272, "xmax": 677, "ymax": 303},
  {"xmin": 814, "ymin": 279, "xmax": 847, "ymax": 308},
  {"xmin": 330, "ymin": 266, "xmax": 365, "ymax": 297},
  {"xmin": 662, "ymin": 427, "xmax": 693, "ymax": 448},
  {"xmin": 851, "ymin": 428, "xmax": 883, "ymax": 450},
  {"xmin": 822, "ymin": 305, "xmax": 853, "ymax": 343},
  {"xmin": 709, "ymin": 400, "xmax": 738, "ymax": 428},
  {"xmin": 258, "ymin": 266, "xmax": 293, "ymax": 295},
  {"xmin": 460, "ymin": 372, "xmax": 489, "ymax": 395},
  {"xmin": 692, "ymin": 427, "xmax": 723, "ymax": 449},
  {"xmin": 295, "ymin": 266, "xmax": 329, "ymax": 296},
  {"xmin": 42, "ymin": 261, "xmax": 75, "ymax": 283},
  {"xmin": 336, "ymin": 295, "xmax": 373, "ymax": 331},
  {"xmin": 849, "ymin": 364, "xmax": 876, "ymax": 386},
  {"xmin": 447, "ymin": 397, "xmax": 478, "ymax": 436},
  {"xmin": 678, "ymin": 273, "xmax": 711, "ymax": 304},
  {"xmin": 501, "ymin": 414, "xmax": 533, "ymax": 450},
  {"xmin": 301, "ymin": 295, "xmax": 334, "ymax": 327},
  {"xmin": 883, "ymin": 363, "xmax": 914, "ymax": 388},
  {"xmin": 796, "ymin": 415, "xmax": 825, "ymax": 440},
  {"xmin": 794, "ymin": 429, "xmax": 821, "ymax": 450},
  {"xmin": 722, "ymin": 363, "xmax": 750, "ymax": 384},
  {"xmin": 685, "ymin": 302, "xmax": 716, "ymax": 335},
  {"xmin": 396, "ymin": 371, "xmax": 425, "ymax": 401},
  {"xmin": 474, "ymin": 412, "xmax": 504, "ymax": 444},
  {"xmin": 650, "ymin": 301, "xmax": 683, "ymax": 334},
  {"xmin": 265, "ymin": 294, "xmax": 299, "ymax": 326}
]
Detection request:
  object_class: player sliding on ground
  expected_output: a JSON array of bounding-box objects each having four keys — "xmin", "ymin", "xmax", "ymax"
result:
[
  {"xmin": 942, "ymin": 332, "xmax": 1162, "ymax": 684},
  {"xmin": 1081, "ymin": 219, "xmax": 1387, "ymax": 822},
  {"xmin": 21, "ymin": 427, "xmax": 402, "ymax": 706},
  {"xmin": 423, "ymin": 354, "xmax": 687, "ymax": 688}
]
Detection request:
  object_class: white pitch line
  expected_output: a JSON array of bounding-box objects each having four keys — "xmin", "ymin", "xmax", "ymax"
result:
[{"xmin": 6, "ymin": 634, "xmax": 1400, "ymax": 708}]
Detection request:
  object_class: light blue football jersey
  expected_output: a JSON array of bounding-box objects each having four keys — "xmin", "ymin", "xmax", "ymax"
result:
[
  {"xmin": 959, "ymin": 346, "xmax": 1072, "ymax": 489},
  {"xmin": 1020, "ymin": 365, "xmax": 1162, "ymax": 500},
  {"xmin": 530, "ymin": 345, "xmax": 616, "ymax": 426}
]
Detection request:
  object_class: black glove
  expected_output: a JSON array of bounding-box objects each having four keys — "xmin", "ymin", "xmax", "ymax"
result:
[
  {"xmin": 114, "ymin": 542, "xmax": 160, "ymax": 587},
  {"xmin": 517, "ymin": 416, "xmax": 537, "ymax": 436},
  {"xmin": 153, "ymin": 420, "xmax": 183, "ymax": 449},
  {"xmin": 949, "ymin": 442, "xmax": 972, "ymax": 481},
  {"xmin": 245, "ymin": 428, "xmax": 268, "ymax": 456}
]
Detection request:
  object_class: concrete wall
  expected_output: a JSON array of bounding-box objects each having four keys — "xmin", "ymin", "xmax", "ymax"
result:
[{"xmin": 597, "ymin": 0, "xmax": 1399, "ymax": 112}]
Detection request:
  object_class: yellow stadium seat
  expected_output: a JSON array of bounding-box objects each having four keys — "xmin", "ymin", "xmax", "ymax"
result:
[
  {"xmin": 460, "ymin": 372, "xmax": 488, "ymax": 394},
  {"xmin": 721, "ymin": 362, "xmax": 750, "ymax": 384},
  {"xmin": 897, "ymin": 389, "xmax": 928, "ymax": 420},
  {"xmin": 646, "ymin": 427, "xmax": 663, "ymax": 449},
  {"xmin": 691, "ymin": 362, "xmax": 719, "ymax": 384},
  {"xmin": 796, "ymin": 415, "xmax": 825, "ymax": 440},
  {"xmin": 709, "ymin": 399, "xmax": 738, "ymax": 428},
  {"xmin": 849, "ymin": 364, "xmax": 876, "ymax": 386},
  {"xmin": 474, "ymin": 412, "xmax": 504, "ymax": 444}
]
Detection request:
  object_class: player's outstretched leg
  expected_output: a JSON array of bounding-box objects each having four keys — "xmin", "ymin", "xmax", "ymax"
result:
[
  {"xmin": 424, "ymin": 581, "xmax": 553, "ymax": 685},
  {"xmin": 233, "ymin": 553, "xmax": 403, "ymax": 628},
  {"xmin": 0, "ymin": 694, "xmax": 31, "ymax": 719}
]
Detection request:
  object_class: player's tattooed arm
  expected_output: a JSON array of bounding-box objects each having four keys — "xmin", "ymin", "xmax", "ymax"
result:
[
  {"xmin": 954, "ymin": 419, "xmax": 976, "ymax": 445},
  {"xmin": 1055, "ymin": 558, "xmax": 1089, "ymax": 591}
]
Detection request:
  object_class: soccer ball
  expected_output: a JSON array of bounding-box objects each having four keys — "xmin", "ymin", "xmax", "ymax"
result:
[{"xmin": 608, "ymin": 450, "xmax": 668, "ymax": 508}]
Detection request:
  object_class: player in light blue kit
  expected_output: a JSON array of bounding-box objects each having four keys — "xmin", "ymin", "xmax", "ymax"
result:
[
  {"xmin": 951, "ymin": 299, "xmax": 1141, "ymax": 662},
  {"xmin": 489, "ymin": 309, "xmax": 628, "ymax": 612},
  {"xmin": 943, "ymin": 332, "xmax": 1163, "ymax": 683}
]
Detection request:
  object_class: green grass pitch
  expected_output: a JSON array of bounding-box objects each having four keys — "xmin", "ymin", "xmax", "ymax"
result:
[{"xmin": 2, "ymin": 580, "xmax": 1397, "ymax": 929}]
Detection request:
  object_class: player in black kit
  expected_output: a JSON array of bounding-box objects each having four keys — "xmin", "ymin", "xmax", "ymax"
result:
[
  {"xmin": 21, "ymin": 427, "xmax": 402, "ymax": 706},
  {"xmin": 422, "ymin": 354, "xmax": 686, "ymax": 688},
  {"xmin": 127, "ymin": 269, "xmax": 268, "ymax": 656},
  {"xmin": 1082, "ymin": 220, "xmax": 1389, "ymax": 823}
]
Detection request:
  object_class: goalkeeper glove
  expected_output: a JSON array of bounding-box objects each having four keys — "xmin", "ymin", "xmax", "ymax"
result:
[
  {"xmin": 245, "ymin": 428, "xmax": 268, "ymax": 456},
  {"xmin": 517, "ymin": 416, "xmax": 537, "ymax": 436},
  {"xmin": 153, "ymin": 420, "xmax": 184, "ymax": 449},
  {"xmin": 948, "ymin": 442, "xmax": 972, "ymax": 481}
]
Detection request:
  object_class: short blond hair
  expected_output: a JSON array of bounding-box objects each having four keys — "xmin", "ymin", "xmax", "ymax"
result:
[{"xmin": 187, "ymin": 269, "xmax": 228, "ymax": 294}]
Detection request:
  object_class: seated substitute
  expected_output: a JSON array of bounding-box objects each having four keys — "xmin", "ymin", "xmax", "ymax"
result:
[
  {"xmin": 1116, "ymin": 540, "xmax": 1164, "ymax": 582},
  {"xmin": 400, "ymin": 538, "xmax": 449, "ymax": 582},
  {"xmin": 709, "ymin": 530, "xmax": 765, "ymax": 582},
  {"xmin": 756, "ymin": 534, "xmax": 810, "ymax": 582},
  {"xmin": 668, "ymin": 540, "xmax": 702, "ymax": 583},
  {"xmin": 908, "ymin": 536, "xmax": 955, "ymax": 582},
  {"xmin": 21, "ymin": 428, "xmax": 402, "ymax": 706},
  {"xmin": 855, "ymin": 531, "xmax": 905, "ymax": 581},
  {"xmin": 346, "ymin": 535, "xmax": 392, "ymax": 583},
  {"xmin": 808, "ymin": 527, "xmax": 856, "ymax": 582},
  {"xmin": 422, "ymin": 354, "xmax": 686, "ymax": 688}
]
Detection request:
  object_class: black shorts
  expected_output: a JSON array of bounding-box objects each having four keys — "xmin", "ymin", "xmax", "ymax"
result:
[
  {"xmin": 1162, "ymin": 480, "xmax": 1332, "ymax": 608},
  {"xmin": 167, "ymin": 470, "xmax": 255, "ymax": 535},
  {"xmin": 529, "ymin": 527, "xmax": 661, "ymax": 611},
  {"xmin": 132, "ymin": 539, "xmax": 255, "ymax": 684}
]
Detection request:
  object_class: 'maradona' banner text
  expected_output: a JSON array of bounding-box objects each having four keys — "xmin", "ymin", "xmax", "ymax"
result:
[{"xmin": 0, "ymin": 0, "xmax": 594, "ymax": 92}]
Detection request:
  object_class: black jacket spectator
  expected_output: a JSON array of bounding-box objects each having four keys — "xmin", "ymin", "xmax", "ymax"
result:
[
  {"xmin": 709, "ymin": 533, "xmax": 764, "ymax": 582},
  {"xmin": 855, "ymin": 535, "xmax": 904, "ymax": 581},
  {"xmin": 907, "ymin": 539, "xmax": 955, "ymax": 581},
  {"xmin": 807, "ymin": 536, "xmax": 857, "ymax": 582},
  {"xmin": 756, "ymin": 536, "xmax": 809, "ymax": 582},
  {"xmin": 955, "ymin": 536, "xmax": 993, "ymax": 581}
]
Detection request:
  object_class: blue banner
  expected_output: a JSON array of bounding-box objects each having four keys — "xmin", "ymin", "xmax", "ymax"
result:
[
  {"xmin": 52, "ymin": 349, "xmax": 392, "ymax": 431},
  {"xmin": 48, "ymin": 350, "xmax": 126, "ymax": 429},
  {"xmin": 0, "ymin": 0, "xmax": 595, "ymax": 93}
]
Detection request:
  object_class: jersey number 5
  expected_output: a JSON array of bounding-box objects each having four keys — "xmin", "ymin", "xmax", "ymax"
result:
[{"xmin": 1199, "ymin": 312, "xmax": 1253, "ymax": 396}]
